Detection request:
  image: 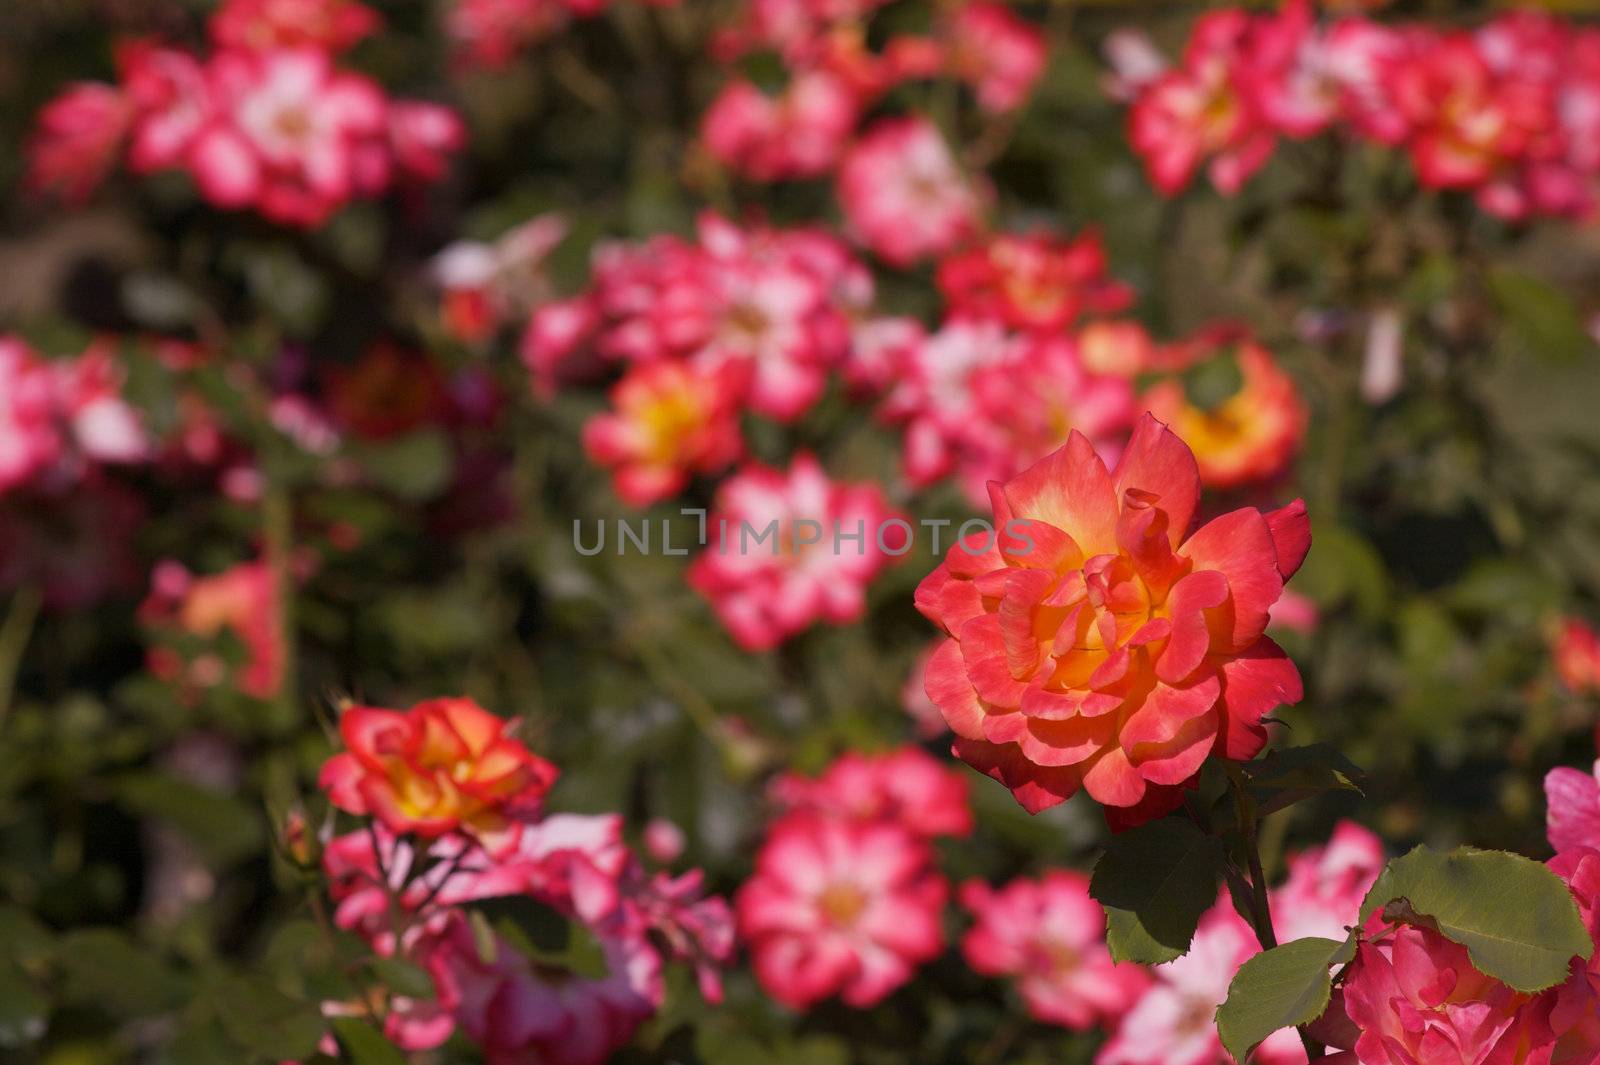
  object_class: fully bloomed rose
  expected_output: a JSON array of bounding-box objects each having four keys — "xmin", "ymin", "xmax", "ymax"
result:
[
  {"xmin": 319, "ymin": 697, "xmax": 559, "ymax": 847},
  {"xmin": 916, "ymin": 413, "xmax": 1309, "ymax": 823},
  {"xmin": 960, "ymin": 870, "xmax": 1149, "ymax": 1030}
]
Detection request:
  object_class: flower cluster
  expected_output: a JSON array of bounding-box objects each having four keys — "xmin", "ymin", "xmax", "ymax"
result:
[
  {"xmin": 1119, "ymin": 3, "xmax": 1600, "ymax": 221},
  {"xmin": 701, "ymin": 0, "xmax": 1044, "ymax": 195},
  {"xmin": 313, "ymin": 696, "xmax": 733, "ymax": 1063},
  {"xmin": 736, "ymin": 746, "xmax": 966, "ymax": 1008},
  {"xmin": 27, "ymin": 0, "xmax": 464, "ymax": 225},
  {"xmin": 0, "ymin": 336, "xmax": 147, "ymax": 495},
  {"xmin": 915, "ymin": 415, "xmax": 1311, "ymax": 824}
]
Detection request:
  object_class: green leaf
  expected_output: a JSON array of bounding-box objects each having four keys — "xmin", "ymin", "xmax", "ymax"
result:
[
  {"xmin": 330, "ymin": 1019, "xmax": 407, "ymax": 1065},
  {"xmin": 1244, "ymin": 744, "xmax": 1366, "ymax": 817},
  {"xmin": 471, "ymin": 896, "xmax": 610, "ymax": 980},
  {"xmin": 114, "ymin": 772, "xmax": 265, "ymax": 868},
  {"xmin": 356, "ymin": 429, "xmax": 453, "ymax": 501},
  {"xmin": 1488, "ymin": 267, "xmax": 1592, "ymax": 364},
  {"xmin": 54, "ymin": 929, "xmax": 191, "ymax": 1017},
  {"xmin": 1359, "ymin": 846, "xmax": 1593, "ymax": 992},
  {"xmin": 1091, "ymin": 818, "xmax": 1226, "ymax": 964},
  {"xmin": 1216, "ymin": 935, "xmax": 1356, "ymax": 1062},
  {"xmin": 211, "ymin": 975, "xmax": 325, "ymax": 1059},
  {"xmin": 368, "ymin": 957, "xmax": 435, "ymax": 1000}
]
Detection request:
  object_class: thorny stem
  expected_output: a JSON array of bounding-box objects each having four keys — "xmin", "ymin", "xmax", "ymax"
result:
[{"xmin": 1225, "ymin": 765, "xmax": 1324, "ymax": 1059}]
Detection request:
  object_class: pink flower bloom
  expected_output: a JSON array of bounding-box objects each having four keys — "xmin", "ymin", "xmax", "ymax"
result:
[
  {"xmin": 1268, "ymin": 589, "xmax": 1321, "ymax": 636},
  {"xmin": 881, "ymin": 316, "xmax": 1016, "ymax": 490},
  {"xmin": 427, "ymin": 915, "xmax": 663, "ymax": 1065},
  {"xmin": 0, "ymin": 340, "xmax": 63, "ymax": 493},
  {"xmin": 140, "ymin": 559, "xmax": 285, "ymax": 700},
  {"xmin": 1271, "ymin": 820, "xmax": 1384, "ymax": 944},
  {"xmin": 701, "ymin": 71, "xmax": 860, "ymax": 181},
  {"xmin": 1340, "ymin": 922, "xmax": 1538, "ymax": 1065},
  {"xmin": 937, "ymin": 230, "xmax": 1134, "ymax": 334},
  {"xmin": 520, "ymin": 296, "xmax": 601, "ymax": 395},
  {"xmin": 688, "ymin": 454, "xmax": 907, "ymax": 650},
  {"xmin": 769, "ymin": 746, "xmax": 973, "ymax": 839},
  {"xmin": 737, "ymin": 810, "xmax": 946, "ymax": 1009},
  {"xmin": 582, "ymin": 360, "xmax": 745, "ymax": 507},
  {"xmin": 837, "ymin": 117, "xmax": 986, "ymax": 266},
  {"xmin": 196, "ymin": 47, "xmax": 390, "ymax": 226},
  {"xmin": 643, "ymin": 819, "xmax": 686, "ymax": 864},
  {"xmin": 842, "ymin": 315, "xmax": 924, "ymax": 395},
  {"xmin": 943, "ymin": 3, "xmax": 1047, "ymax": 114},
  {"xmin": 1127, "ymin": 10, "xmax": 1276, "ymax": 195},
  {"xmin": 209, "ymin": 0, "xmax": 381, "ymax": 53},
  {"xmin": 120, "ymin": 41, "xmax": 214, "ymax": 175},
  {"xmin": 902, "ymin": 642, "xmax": 952, "ymax": 739},
  {"xmin": 52, "ymin": 343, "xmax": 149, "ymax": 466},
  {"xmin": 1101, "ymin": 898, "xmax": 1304, "ymax": 1065},
  {"xmin": 26, "ymin": 83, "xmax": 130, "ymax": 205},
  {"xmin": 579, "ymin": 213, "xmax": 868, "ymax": 421},
  {"xmin": 389, "ymin": 101, "xmax": 467, "ymax": 183},
  {"xmin": 1554, "ymin": 618, "xmax": 1600, "ymax": 697},
  {"xmin": 1548, "ymin": 759, "xmax": 1600, "ymax": 856},
  {"xmin": 960, "ymin": 871, "xmax": 1150, "ymax": 1030}
]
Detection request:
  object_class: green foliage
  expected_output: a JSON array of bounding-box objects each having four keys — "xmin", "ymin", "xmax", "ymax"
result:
[
  {"xmin": 1216, "ymin": 935, "xmax": 1356, "ymax": 1062},
  {"xmin": 1090, "ymin": 818, "xmax": 1226, "ymax": 964},
  {"xmin": 1359, "ymin": 846, "xmax": 1594, "ymax": 993}
]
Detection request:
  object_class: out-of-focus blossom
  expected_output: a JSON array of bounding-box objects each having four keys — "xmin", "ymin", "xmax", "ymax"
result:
[
  {"xmin": 1142, "ymin": 339, "xmax": 1307, "ymax": 489},
  {"xmin": 1100, "ymin": 898, "xmax": 1304, "ymax": 1065},
  {"xmin": 880, "ymin": 320, "xmax": 1137, "ymax": 506},
  {"xmin": 842, "ymin": 315, "xmax": 924, "ymax": 395},
  {"xmin": 1102, "ymin": 29, "xmax": 1168, "ymax": 103},
  {"xmin": 701, "ymin": 71, "xmax": 859, "ymax": 181},
  {"xmin": 30, "ymin": 34, "xmax": 463, "ymax": 224},
  {"xmin": 960, "ymin": 871, "xmax": 1150, "ymax": 1030},
  {"xmin": 1270, "ymin": 820, "xmax": 1383, "ymax": 944},
  {"xmin": 1079, "ymin": 320, "xmax": 1158, "ymax": 378},
  {"xmin": 643, "ymin": 819, "xmax": 686, "ymax": 864},
  {"xmin": 427, "ymin": 916, "xmax": 661, "ymax": 1065},
  {"xmin": 193, "ymin": 47, "xmax": 389, "ymax": 226},
  {"xmin": 209, "ymin": 0, "xmax": 381, "ymax": 53},
  {"xmin": 0, "ymin": 337, "xmax": 147, "ymax": 494},
  {"xmin": 0, "ymin": 340, "xmax": 64, "ymax": 493},
  {"xmin": 570, "ymin": 213, "xmax": 870, "ymax": 421},
  {"xmin": 1128, "ymin": 10, "xmax": 1275, "ymax": 196},
  {"xmin": 1548, "ymin": 758, "xmax": 1600, "ymax": 855},
  {"xmin": 736, "ymin": 810, "xmax": 946, "ymax": 1008},
  {"xmin": 582, "ymin": 360, "xmax": 745, "ymax": 507},
  {"xmin": 318, "ymin": 697, "xmax": 559, "ymax": 848},
  {"xmin": 936, "ymin": 231, "xmax": 1134, "ymax": 335},
  {"xmin": 915, "ymin": 415, "xmax": 1310, "ymax": 822},
  {"xmin": 434, "ymin": 215, "xmax": 570, "ymax": 344},
  {"xmin": 688, "ymin": 454, "xmax": 906, "ymax": 650},
  {"xmin": 837, "ymin": 117, "xmax": 986, "ymax": 266},
  {"xmin": 140, "ymin": 559, "xmax": 285, "ymax": 700},
  {"xmin": 1554, "ymin": 617, "xmax": 1600, "ymax": 697},
  {"xmin": 1268, "ymin": 589, "xmax": 1320, "ymax": 636},
  {"xmin": 768, "ymin": 745, "xmax": 973, "ymax": 839},
  {"xmin": 901, "ymin": 642, "xmax": 950, "ymax": 739},
  {"xmin": 25, "ymin": 84, "xmax": 130, "ymax": 204},
  {"xmin": 324, "ymin": 342, "xmax": 448, "ymax": 441},
  {"xmin": 942, "ymin": 3, "xmax": 1047, "ymax": 114}
]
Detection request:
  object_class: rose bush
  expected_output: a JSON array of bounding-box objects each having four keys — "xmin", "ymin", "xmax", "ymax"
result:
[{"xmin": 5, "ymin": 0, "xmax": 1600, "ymax": 1063}]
